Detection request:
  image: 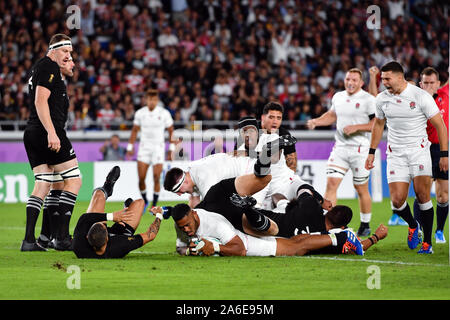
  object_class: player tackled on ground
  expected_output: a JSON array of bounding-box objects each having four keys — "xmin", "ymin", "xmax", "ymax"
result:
[{"xmin": 72, "ymin": 166, "xmax": 165, "ymax": 259}]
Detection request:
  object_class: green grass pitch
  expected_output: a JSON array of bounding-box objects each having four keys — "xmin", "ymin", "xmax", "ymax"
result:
[{"xmin": 0, "ymin": 198, "xmax": 449, "ymax": 300}]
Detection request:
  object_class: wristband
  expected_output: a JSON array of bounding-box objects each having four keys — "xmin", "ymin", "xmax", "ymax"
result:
[
  {"xmin": 368, "ymin": 237, "xmax": 375, "ymax": 245},
  {"xmin": 155, "ymin": 212, "xmax": 163, "ymax": 220},
  {"xmin": 213, "ymin": 241, "xmax": 220, "ymax": 253},
  {"xmin": 372, "ymin": 234, "xmax": 379, "ymax": 242},
  {"xmin": 126, "ymin": 143, "xmax": 133, "ymax": 152},
  {"xmin": 369, "ymin": 148, "xmax": 376, "ymax": 155},
  {"xmin": 169, "ymin": 143, "xmax": 176, "ymax": 151},
  {"xmin": 106, "ymin": 213, "xmax": 114, "ymax": 221},
  {"xmin": 440, "ymin": 150, "xmax": 448, "ymax": 157}
]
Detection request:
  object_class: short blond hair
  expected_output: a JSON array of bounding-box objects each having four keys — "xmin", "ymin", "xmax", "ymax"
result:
[{"xmin": 347, "ymin": 68, "xmax": 363, "ymax": 79}]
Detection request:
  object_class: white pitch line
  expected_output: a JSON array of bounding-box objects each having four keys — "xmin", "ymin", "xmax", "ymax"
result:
[
  {"xmin": 297, "ymin": 255, "xmax": 450, "ymax": 268},
  {"xmin": 131, "ymin": 251, "xmax": 449, "ymax": 267}
]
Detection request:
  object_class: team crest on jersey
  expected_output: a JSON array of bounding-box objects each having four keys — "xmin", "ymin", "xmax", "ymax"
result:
[
  {"xmin": 390, "ymin": 170, "xmax": 395, "ymax": 175},
  {"xmin": 48, "ymin": 74, "xmax": 54, "ymax": 83},
  {"xmin": 355, "ymin": 102, "xmax": 360, "ymax": 108},
  {"xmin": 419, "ymin": 164, "xmax": 424, "ymax": 171},
  {"xmin": 410, "ymin": 101, "xmax": 416, "ymax": 109}
]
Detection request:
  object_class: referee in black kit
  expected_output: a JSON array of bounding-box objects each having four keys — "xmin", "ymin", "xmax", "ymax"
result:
[{"xmin": 21, "ymin": 34, "xmax": 82, "ymax": 251}]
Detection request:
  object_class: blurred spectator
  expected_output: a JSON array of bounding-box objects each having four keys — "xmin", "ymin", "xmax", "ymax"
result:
[
  {"xmin": 0, "ymin": 0, "xmax": 447, "ymax": 132},
  {"xmin": 99, "ymin": 134, "xmax": 126, "ymax": 161}
]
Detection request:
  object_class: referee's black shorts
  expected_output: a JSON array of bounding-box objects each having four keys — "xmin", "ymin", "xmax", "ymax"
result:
[
  {"xmin": 24, "ymin": 126, "xmax": 76, "ymax": 169},
  {"xmin": 430, "ymin": 143, "xmax": 449, "ymax": 180}
]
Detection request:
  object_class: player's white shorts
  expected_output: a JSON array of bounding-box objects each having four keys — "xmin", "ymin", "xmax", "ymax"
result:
[
  {"xmin": 386, "ymin": 142, "xmax": 432, "ymax": 184},
  {"xmin": 137, "ymin": 143, "xmax": 165, "ymax": 165},
  {"xmin": 327, "ymin": 145, "xmax": 370, "ymax": 185},
  {"xmin": 238, "ymin": 231, "xmax": 277, "ymax": 256}
]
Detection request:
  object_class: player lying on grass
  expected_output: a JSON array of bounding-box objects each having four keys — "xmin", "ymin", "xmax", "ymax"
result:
[
  {"xmin": 72, "ymin": 166, "xmax": 165, "ymax": 259},
  {"xmin": 164, "ymin": 131, "xmax": 306, "ymax": 210},
  {"xmin": 165, "ymin": 203, "xmax": 385, "ymax": 257}
]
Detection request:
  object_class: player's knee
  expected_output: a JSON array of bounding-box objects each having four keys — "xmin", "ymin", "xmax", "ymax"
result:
[
  {"xmin": 415, "ymin": 191, "xmax": 431, "ymax": 204},
  {"xmin": 353, "ymin": 175, "xmax": 369, "ymax": 186},
  {"xmin": 391, "ymin": 199, "xmax": 407, "ymax": 210}
]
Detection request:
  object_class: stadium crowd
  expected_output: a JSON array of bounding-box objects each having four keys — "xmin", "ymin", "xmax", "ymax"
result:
[{"xmin": 0, "ymin": 0, "xmax": 448, "ymax": 131}]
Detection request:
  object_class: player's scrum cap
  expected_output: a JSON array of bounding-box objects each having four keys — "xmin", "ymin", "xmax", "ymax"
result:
[
  {"xmin": 48, "ymin": 40, "xmax": 72, "ymax": 51},
  {"xmin": 238, "ymin": 116, "xmax": 258, "ymax": 130}
]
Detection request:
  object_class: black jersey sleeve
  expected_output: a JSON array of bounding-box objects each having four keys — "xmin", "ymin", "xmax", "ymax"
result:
[
  {"xmin": 105, "ymin": 235, "xmax": 144, "ymax": 258},
  {"xmin": 34, "ymin": 60, "xmax": 59, "ymax": 91}
]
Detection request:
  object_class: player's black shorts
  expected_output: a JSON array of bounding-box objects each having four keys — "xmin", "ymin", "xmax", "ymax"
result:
[
  {"xmin": 23, "ymin": 126, "xmax": 76, "ymax": 169},
  {"xmin": 196, "ymin": 178, "xmax": 245, "ymax": 232},
  {"xmin": 108, "ymin": 222, "xmax": 135, "ymax": 237},
  {"xmin": 430, "ymin": 143, "xmax": 449, "ymax": 180},
  {"xmin": 259, "ymin": 192, "xmax": 326, "ymax": 238}
]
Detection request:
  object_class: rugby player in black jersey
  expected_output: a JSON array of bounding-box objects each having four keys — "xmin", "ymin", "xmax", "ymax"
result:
[
  {"xmin": 72, "ymin": 166, "xmax": 165, "ymax": 259},
  {"xmin": 21, "ymin": 34, "xmax": 82, "ymax": 251}
]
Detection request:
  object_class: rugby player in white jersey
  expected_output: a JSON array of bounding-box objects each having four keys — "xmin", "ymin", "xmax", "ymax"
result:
[
  {"xmin": 365, "ymin": 61, "xmax": 448, "ymax": 254},
  {"xmin": 127, "ymin": 89, "xmax": 175, "ymax": 213},
  {"xmin": 307, "ymin": 68, "xmax": 376, "ymax": 237},
  {"xmin": 165, "ymin": 203, "xmax": 390, "ymax": 257}
]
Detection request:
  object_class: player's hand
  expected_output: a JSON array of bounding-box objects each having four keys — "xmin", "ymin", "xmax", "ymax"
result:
[
  {"xmin": 365, "ymin": 154, "xmax": 375, "ymax": 170},
  {"xmin": 197, "ymin": 238, "xmax": 214, "ymax": 256},
  {"xmin": 306, "ymin": 119, "xmax": 316, "ymax": 130},
  {"xmin": 114, "ymin": 207, "xmax": 137, "ymax": 226},
  {"xmin": 186, "ymin": 241, "xmax": 198, "ymax": 256},
  {"xmin": 369, "ymin": 66, "xmax": 379, "ymax": 78},
  {"xmin": 343, "ymin": 125, "xmax": 358, "ymax": 136},
  {"xmin": 48, "ymin": 131, "xmax": 61, "ymax": 153},
  {"xmin": 150, "ymin": 206, "xmax": 162, "ymax": 215},
  {"xmin": 321, "ymin": 199, "xmax": 333, "ymax": 211},
  {"xmin": 112, "ymin": 207, "xmax": 128, "ymax": 224},
  {"xmin": 374, "ymin": 224, "xmax": 388, "ymax": 240},
  {"xmin": 439, "ymin": 156, "xmax": 448, "ymax": 173}
]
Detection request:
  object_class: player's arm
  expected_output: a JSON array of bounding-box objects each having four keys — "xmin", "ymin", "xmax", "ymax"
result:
[
  {"xmin": 127, "ymin": 124, "xmax": 140, "ymax": 156},
  {"xmin": 35, "ymin": 85, "xmax": 60, "ymax": 152},
  {"xmin": 139, "ymin": 215, "xmax": 162, "ymax": 245},
  {"xmin": 198, "ymin": 235, "xmax": 246, "ymax": 256},
  {"xmin": 368, "ymin": 66, "xmax": 380, "ymax": 97},
  {"xmin": 365, "ymin": 117, "xmax": 385, "ymax": 170},
  {"xmin": 429, "ymin": 113, "xmax": 449, "ymax": 172},
  {"xmin": 285, "ymin": 152, "xmax": 297, "ymax": 172},
  {"xmin": 361, "ymin": 224, "xmax": 388, "ymax": 251},
  {"xmin": 306, "ymin": 110, "xmax": 337, "ymax": 130},
  {"xmin": 166, "ymin": 125, "xmax": 175, "ymax": 161},
  {"xmin": 343, "ymin": 116, "xmax": 375, "ymax": 135}
]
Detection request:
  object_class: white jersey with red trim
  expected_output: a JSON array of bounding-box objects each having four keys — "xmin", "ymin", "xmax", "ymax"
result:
[{"xmin": 375, "ymin": 83, "xmax": 439, "ymax": 148}]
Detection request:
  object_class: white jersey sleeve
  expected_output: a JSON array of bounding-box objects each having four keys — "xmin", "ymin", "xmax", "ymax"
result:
[
  {"xmin": 195, "ymin": 209, "xmax": 238, "ymax": 245},
  {"xmin": 162, "ymin": 108, "xmax": 174, "ymax": 128},
  {"xmin": 188, "ymin": 153, "xmax": 255, "ymax": 198}
]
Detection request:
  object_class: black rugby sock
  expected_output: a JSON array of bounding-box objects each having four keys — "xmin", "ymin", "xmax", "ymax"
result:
[
  {"xmin": 57, "ymin": 191, "xmax": 77, "ymax": 240},
  {"xmin": 436, "ymin": 202, "xmax": 448, "ymax": 231},
  {"xmin": 25, "ymin": 196, "xmax": 44, "ymax": 242},
  {"xmin": 243, "ymin": 207, "xmax": 271, "ymax": 232}
]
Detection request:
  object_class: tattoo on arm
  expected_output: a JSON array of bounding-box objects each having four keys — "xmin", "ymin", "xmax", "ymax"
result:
[
  {"xmin": 146, "ymin": 218, "xmax": 161, "ymax": 241},
  {"xmin": 285, "ymin": 153, "xmax": 297, "ymax": 171}
]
